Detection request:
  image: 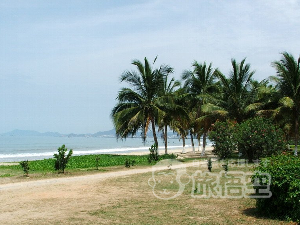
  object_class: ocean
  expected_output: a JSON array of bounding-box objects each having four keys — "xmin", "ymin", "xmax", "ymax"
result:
[{"xmin": 0, "ymin": 136, "xmax": 199, "ymax": 162}]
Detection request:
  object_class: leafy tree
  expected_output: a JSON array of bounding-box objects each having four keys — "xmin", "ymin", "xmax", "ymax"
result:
[
  {"xmin": 54, "ymin": 144, "xmax": 73, "ymax": 173},
  {"xmin": 272, "ymin": 52, "xmax": 300, "ymax": 156},
  {"xmin": 236, "ymin": 117, "xmax": 286, "ymax": 162},
  {"xmin": 111, "ymin": 57, "xmax": 173, "ymax": 147},
  {"xmin": 209, "ymin": 120, "xmax": 237, "ymax": 159}
]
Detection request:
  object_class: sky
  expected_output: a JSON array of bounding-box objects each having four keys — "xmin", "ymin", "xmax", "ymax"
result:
[{"xmin": 0, "ymin": 0, "xmax": 300, "ymax": 134}]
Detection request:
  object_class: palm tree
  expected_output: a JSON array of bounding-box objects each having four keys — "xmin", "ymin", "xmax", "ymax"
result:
[
  {"xmin": 214, "ymin": 58, "xmax": 256, "ymax": 123},
  {"xmin": 170, "ymin": 114, "xmax": 190, "ymax": 153},
  {"xmin": 182, "ymin": 61, "xmax": 218, "ymax": 155},
  {"xmin": 111, "ymin": 57, "xmax": 173, "ymax": 147},
  {"xmin": 272, "ymin": 52, "xmax": 300, "ymax": 156},
  {"xmin": 167, "ymin": 87, "xmax": 190, "ymax": 153},
  {"xmin": 157, "ymin": 75, "xmax": 182, "ymax": 154}
]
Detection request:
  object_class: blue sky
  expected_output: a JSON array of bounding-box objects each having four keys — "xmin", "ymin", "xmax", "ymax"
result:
[{"xmin": 0, "ymin": 0, "xmax": 300, "ymax": 134}]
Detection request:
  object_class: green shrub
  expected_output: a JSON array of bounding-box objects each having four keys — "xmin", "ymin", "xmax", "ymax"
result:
[
  {"xmin": 148, "ymin": 144, "xmax": 159, "ymax": 163},
  {"xmin": 95, "ymin": 156, "xmax": 100, "ymax": 170},
  {"xmin": 253, "ymin": 155, "xmax": 300, "ymax": 222},
  {"xmin": 207, "ymin": 158, "xmax": 212, "ymax": 172},
  {"xmin": 19, "ymin": 160, "xmax": 30, "ymax": 176},
  {"xmin": 124, "ymin": 159, "xmax": 136, "ymax": 168},
  {"xmin": 209, "ymin": 120, "xmax": 237, "ymax": 159},
  {"xmin": 53, "ymin": 144, "xmax": 73, "ymax": 173},
  {"xmin": 236, "ymin": 117, "xmax": 286, "ymax": 162}
]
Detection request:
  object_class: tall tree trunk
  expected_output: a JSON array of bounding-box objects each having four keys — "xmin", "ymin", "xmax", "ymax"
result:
[
  {"xmin": 201, "ymin": 132, "xmax": 207, "ymax": 156},
  {"xmin": 198, "ymin": 137, "xmax": 202, "ymax": 152},
  {"xmin": 190, "ymin": 131, "xmax": 195, "ymax": 153},
  {"xmin": 152, "ymin": 119, "xmax": 159, "ymax": 149},
  {"xmin": 182, "ymin": 136, "xmax": 186, "ymax": 153},
  {"xmin": 295, "ymin": 113, "xmax": 298, "ymax": 156},
  {"xmin": 164, "ymin": 125, "xmax": 168, "ymax": 154}
]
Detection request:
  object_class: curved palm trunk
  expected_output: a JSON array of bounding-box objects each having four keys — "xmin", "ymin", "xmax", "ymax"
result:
[
  {"xmin": 190, "ymin": 131, "xmax": 195, "ymax": 153},
  {"xmin": 164, "ymin": 125, "xmax": 168, "ymax": 154},
  {"xmin": 151, "ymin": 119, "xmax": 159, "ymax": 150},
  {"xmin": 201, "ymin": 132, "xmax": 207, "ymax": 156}
]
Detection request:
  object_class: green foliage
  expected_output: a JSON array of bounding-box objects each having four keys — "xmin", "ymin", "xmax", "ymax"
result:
[
  {"xmin": 222, "ymin": 162, "xmax": 228, "ymax": 173},
  {"xmin": 125, "ymin": 159, "xmax": 136, "ymax": 168},
  {"xmin": 148, "ymin": 144, "xmax": 159, "ymax": 163},
  {"xmin": 1, "ymin": 153, "xmax": 178, "ymax": 176},
  {"xmin": 95, "ymin": 156, "xmax": 100, "ymax": 170},
  {"xmin": 209, "ymin": 120, "xmax": 237, "ymax": 159},
  {"xmin": 253, "ymin": 155, "xmax": 300, "ymax": 222},
  {"xmin": 111, "ymin": 57, "xmax": 174, "ymax": 146},
  {"xmin": 67, "ymin": 154, "xmax": 147, "ymax": 168},
  {"xmin": 210, "ymin": 118, "xmax": 287, "ymax": 162},
  {"xmin": 207, "ymin": 158, "xmax": 212, "ymax": 172},
  {"xmin": 19, "ymin": 160, "xmax": 30, "ymax": 176},
  {"xmin": 53, "ymin": 144, "xmax": 73, "ymax": 173},
  {"xmin": 236, "ymin": 117, "xmax": 286, "ymax": 162},
  {"xmin": 0, "ymin": 173, "xmax": 11, "ymax": 177},
  {"xmin": 159, "ymin": 153, "xmax": 177, "ymax": 160},
  {"xmin": 13, "ymin": 154, "xmax": 150, "ymax": 172},
  {"xmin": 214, "ymin": 58, "xmax": 256, "ymax": 122}
]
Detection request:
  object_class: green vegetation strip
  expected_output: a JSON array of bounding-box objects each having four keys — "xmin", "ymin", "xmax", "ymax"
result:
[{"xmin": 0, "ymin": 153, "xmax": 176, "ymax": 172}]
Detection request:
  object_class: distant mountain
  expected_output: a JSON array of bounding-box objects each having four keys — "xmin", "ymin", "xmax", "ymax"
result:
[
  {"xmin": 1, "ymin": 129, "xmax": 62, "ymax": 137},
  {"xmin": 92, "ymin": 129, "xmax": 116, "ymax": 137},
  {"xmin": 0, "ymin": 129, "xmax": 116, "ymax": 138},
  {"xmin": 1, "ymin": 128, "xmax": 179, "ymax": 139}
]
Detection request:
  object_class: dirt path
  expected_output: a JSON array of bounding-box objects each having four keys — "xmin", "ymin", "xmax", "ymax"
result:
[{"xmin": 0, "ymin": 161, "xmax": 204, "ymax": 224}]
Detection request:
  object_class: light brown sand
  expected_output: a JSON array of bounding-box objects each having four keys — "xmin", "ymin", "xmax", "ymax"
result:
[
  {"xmin": 119, "ymin": 146, "xmax": 213, "ymax": 156},
  {"xmin": 0, "ymin": 160, "xmax": 206, "ymax": 224}
]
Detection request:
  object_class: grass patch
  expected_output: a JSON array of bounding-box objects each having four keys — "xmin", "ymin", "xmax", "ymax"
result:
[
  {"xmin": 86, "ymin": 162, "xmax": 290, "ymax": 225},
  {"xmin": 0, "ymin": 153, "xmax": 177, "ymax": 180},
  {"xmin": 0, "ymin": 173, "xmax": 11, "ymax": 177}
]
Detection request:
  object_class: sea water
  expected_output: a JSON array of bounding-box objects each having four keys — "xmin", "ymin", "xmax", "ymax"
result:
[{"xmin": 0, "ymin": 136, "xmax": 202, "ymax": 162}]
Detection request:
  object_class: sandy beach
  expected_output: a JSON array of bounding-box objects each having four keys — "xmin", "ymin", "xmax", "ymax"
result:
[
  {"xmin": 119, "ymin": 146, "xmax": 214, "ymax": 156},
  {"xmin": 0, "ymin": 147, "xmax": 215, "ymax": 224},
  {"xmin": 0, "ymin": 159, "xmax": 207, "ymax": 224}
]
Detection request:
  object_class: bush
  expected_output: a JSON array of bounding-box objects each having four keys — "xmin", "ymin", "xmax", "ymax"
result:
[
  {"xmin": 125, "ymin": 159, "xmax": 136, "ymax": 168},
  {"xmin": 209, "ymin": 120, "xmax": 237, "ymax": 159},
  {"xmin": 236, "ymin": 117, "xmax": 286, "ymax": 162},
  {"xmin": 253, "ymin": 155, "xmax": 300, "ymax": 222},
  {"xmin": 53, "ymin": 144, "xmax": 73, "ymax": 173},
  {"xmin": 207, "ymin": 158, "xmax": 212, "ymax": 172},
  {"xmin": 20, "ymin": 160, "xmax": 30, "ymax": 176},
  {"xmin": 148, "ymin": 144, "xmax": 159, "ymax": 163}
]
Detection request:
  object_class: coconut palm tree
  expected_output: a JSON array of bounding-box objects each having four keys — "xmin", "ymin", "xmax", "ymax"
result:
[
  {"xmin": 214, "ymin": 58, "xmax": 256, "ymax": 123},
  {"xmin": 157, "ymin": 75, "xmax": 182, "ymax": 154},
  {"xmin": 182, "ymin": 61, "xmax": 218, "ymax": 155},
  {"xmin": 111, "ymin": 57, "xmax": 173, "ymax": 147},
  {"xmin": 170, "ymin": 113, "xmax": 190, "ymax": 153},
  {"xmin": 272, "ymin": 52, "xmax": 300, "ymax": 156}
]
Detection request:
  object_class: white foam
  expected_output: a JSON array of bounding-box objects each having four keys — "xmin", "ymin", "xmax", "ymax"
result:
[{"xmin": 0, "ymin": 145, "xmax": 186, "ymax": 160}]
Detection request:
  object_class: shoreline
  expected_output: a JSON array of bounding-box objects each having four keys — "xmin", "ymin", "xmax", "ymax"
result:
[{"xmin": 0, "ymin": 146, "xmax": 214, "ymax": 164}]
